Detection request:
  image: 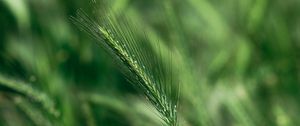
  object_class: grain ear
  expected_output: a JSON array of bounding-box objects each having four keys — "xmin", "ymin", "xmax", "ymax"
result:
[
  {"xmin": 71, "ymin": 8, "xmax": 179, "ymax": 126},
  {"xmin": 0, "ymin": 74, "xmax": 59, "ymax": 118}
]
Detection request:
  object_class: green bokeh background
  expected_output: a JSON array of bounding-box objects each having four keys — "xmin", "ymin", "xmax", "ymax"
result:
[{"xmin": 0, "ymin": 0, "xmax": 299, "ymax": 126}]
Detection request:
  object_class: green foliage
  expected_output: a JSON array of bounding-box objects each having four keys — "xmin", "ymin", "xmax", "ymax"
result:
[{"xmin": 0, "ymin": 0, "xmax": 300, "ymax": 126}]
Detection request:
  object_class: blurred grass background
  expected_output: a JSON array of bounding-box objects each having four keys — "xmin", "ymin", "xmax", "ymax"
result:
[{"xmin": 0, "ymin": 0, "xmax": 299, "ymax": 126}]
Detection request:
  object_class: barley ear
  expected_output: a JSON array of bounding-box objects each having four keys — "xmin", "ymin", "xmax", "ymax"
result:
[{"xmin": 70, "ymin": 9, "xmax": 180, "ymax": 126}]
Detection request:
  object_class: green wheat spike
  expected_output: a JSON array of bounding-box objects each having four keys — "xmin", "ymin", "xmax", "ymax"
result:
[
  {"xmin": 0, "ymin": 74, "xmax": 59, "ymax": 118},
  {"xmin": 70, "ymin": 8, "xmax": 179, "ymax": 126}
]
